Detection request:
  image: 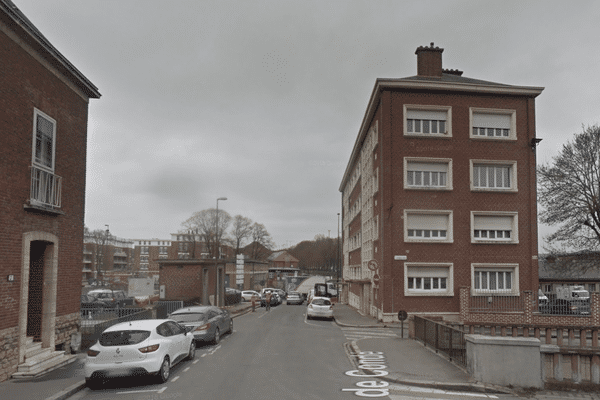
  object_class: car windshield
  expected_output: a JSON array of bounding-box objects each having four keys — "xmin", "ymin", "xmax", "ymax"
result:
[
  {"xmin": 100, "ymin": 330, "xmax": 150, "ymax": 346},
  {"xmin": 312, "ymin": 299, "xmax": 331, "ymax": 306},
  {"xmin": 170, "ymin": 313, "xmax": 206, "ymax": 323}
]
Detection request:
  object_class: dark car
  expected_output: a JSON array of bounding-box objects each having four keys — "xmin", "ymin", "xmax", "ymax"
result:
[
  {"xmin": 169, "ymin": 306, "xmax": 233, "ymax": 344},
  {"xmin": 80, "ymin": 294, "xmax": 106, "ymax": 316},
  {"xmin": 87, "ymin": 289, "xmax": 133, "ymax": 308},
  {"xmin": 539, "ymin": 298, "xmax": 590, "ymax": 315}
]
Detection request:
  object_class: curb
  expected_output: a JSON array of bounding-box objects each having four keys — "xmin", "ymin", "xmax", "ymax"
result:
[{"xmin": 45, "ymin": 380, "xmax": 86, "ymax": 400}]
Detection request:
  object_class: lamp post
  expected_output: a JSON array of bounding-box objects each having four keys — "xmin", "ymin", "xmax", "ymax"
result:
[{"xmin": 215, "ymin": 197, "xmax": 227, "ymax": 306}]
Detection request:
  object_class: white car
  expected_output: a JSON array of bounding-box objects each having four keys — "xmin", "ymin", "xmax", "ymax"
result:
[
  {"xmin": 84, "ymin": 319, "xmax": 195, "ymax": 389},
  {"xmin": 306, "ymin": 296, "xmax": 334, "ymax": 320},
  {"xmin": 241, "ymin": 290, "xmax": 260, "ymax": 302}
]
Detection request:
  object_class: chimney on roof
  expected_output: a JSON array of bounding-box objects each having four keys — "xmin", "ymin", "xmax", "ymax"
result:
[{"xmin": 415, "ymin": 42, "xmax": 443, "ymax": 78}]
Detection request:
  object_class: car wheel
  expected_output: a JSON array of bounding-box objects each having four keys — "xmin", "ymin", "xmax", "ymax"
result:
[
  {"xmin": 228, "ymin": 319, "xmax": 233, "ymax": 334},
  {"xmin": 186, "ymin": 341, "xmax": 196, "ymax": 360},
  {"xmin": 213, "ymin": 328, "xmax": 220, "ymax": 344},
  {"xmin": 85, "ymin": 377, "xmax": 100, "ymax": 390},
  {"xmin": 157, "ymin": 357, "xmax": 170, "ymax": 383}
]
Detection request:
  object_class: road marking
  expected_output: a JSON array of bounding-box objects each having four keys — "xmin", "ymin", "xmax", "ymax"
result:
[
  {"xmin": 341, "ymin": 327, "xmax": 398, "ymax": 340},
  {"xmin": 193, "ymin": 359, "xmax": 199, "ymax": 364},
  {"xmin": 116, "ymin": 389, "xmax": 161, "ymax": 394},
  {"xmin": 171, "ymin": 376, "xmax": 180, "ymax": 382},
  {"xmin": 157, "ymin": 387, "xmax": 167, "ymax": 393},
  {"xmin": 184, "ymin": 367, "xmax": 190, "ymax": 372}
]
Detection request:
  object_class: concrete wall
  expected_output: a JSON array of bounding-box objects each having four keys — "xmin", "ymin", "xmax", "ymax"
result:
[{"xmin": 466, "ymin": 334, "xmax": 542, "ymax": 388}]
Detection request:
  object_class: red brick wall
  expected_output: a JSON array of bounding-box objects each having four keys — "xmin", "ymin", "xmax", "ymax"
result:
[
  {"xmin": 0, "ymin": 27, "xmax": 89, "ymax": 329},
  {"xmin": 377, "ymin": 89, "xmax": 538, "ymax": 315}
]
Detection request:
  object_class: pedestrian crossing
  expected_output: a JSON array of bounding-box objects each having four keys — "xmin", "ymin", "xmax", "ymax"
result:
[{"xmin": 341, "ymin": 326, "xmax": 399, "ymax": 341}]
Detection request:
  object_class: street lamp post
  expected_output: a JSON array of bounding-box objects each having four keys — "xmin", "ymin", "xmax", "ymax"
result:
[{"xmin": 215, "ymin": 197, "xmax": 227, "ymax": 306}]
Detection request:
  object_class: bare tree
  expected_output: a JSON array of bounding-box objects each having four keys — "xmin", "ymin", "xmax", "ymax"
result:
[
  {"xmin": 538, "ymin": 125, "xmax": 600, "ymax": 253},
  {"xmin": 181, "ymin": 208, "xmax": 232, "ymax": 258},
  {"xmin": 247, "ymin": 222, "xmax": 274, "ymax": 260},
  {"xmin": 231, "ymin": 215, "xmax": 253, "ymax": 255},
  {"xmin": 85, "ymin": 226, "xmax": 113, "ymax": 282}
]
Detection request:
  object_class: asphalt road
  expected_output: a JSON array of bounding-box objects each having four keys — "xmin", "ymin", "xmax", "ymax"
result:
[{"xmin": 69, "ymin": 303, "xmax": 362, "ymax": 400}]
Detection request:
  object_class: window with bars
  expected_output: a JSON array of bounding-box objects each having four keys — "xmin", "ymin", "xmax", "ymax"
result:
[
  {"xmin": 470, "ymin": 109, "xmax": 515, "ymax": 139},
  {"xmin": 471, "ymin": 213, "xmax": 517, "ymax": 243},
  {"xmin": 473, "ymin": 164, "xmax": 511, "ymax": 189},
  {"xmin": 405, "ymin": 211, "xmax": 452, "ymax": 242},
  {"xmin": 473, "ymin": 269, "xmax": 514, "ymax": 293},
  {"xmin": 404, "ymin": 106, "xmax": 451, "ymax": 137},
  {"xmin": 405, "ymin": 159, "xmax": 451, "ymax": 190}
]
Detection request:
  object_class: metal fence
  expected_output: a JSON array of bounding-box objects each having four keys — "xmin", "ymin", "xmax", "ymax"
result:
[
  {"xmin": 469, "ymin": 294, "xmax": 525, "ymax": 312},
  {"xmin": 81, "ymin": 308, "xmax": 154, "ymax": 350},
  {"xmin": 156, "ymin": 300, "xmax": 183, "ymax": 319},
  {"xmin": 80, "ymin": 307, "xmax": 146, "ymax": 324},
  {"xmin": 413, "ymin": 315, "xmax": 466, "ymax": 368}
]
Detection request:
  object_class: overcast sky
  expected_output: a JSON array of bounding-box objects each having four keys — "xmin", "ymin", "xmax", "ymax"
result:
[{"xmin": 14, "ymin": 0, "xmax": 600, "ymax": 250}]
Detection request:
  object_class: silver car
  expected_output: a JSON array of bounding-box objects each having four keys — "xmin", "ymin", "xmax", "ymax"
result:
[
  {"xmin": 286, "ymin": 291, "xmax": 304, "ymax": 305},
  {"xmin": 169, "ymin": 306, "xmax": 233, "ymax": 344}
]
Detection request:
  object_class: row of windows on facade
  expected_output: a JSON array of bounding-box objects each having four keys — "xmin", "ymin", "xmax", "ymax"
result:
[
  {"xmin": 138, "ymin": 241, "xmax": 171, "ymax": 246},
  {"xmin": 404, "ymin": 108, "xmax": 515, "ymax": 138},
  {"xmin": 346, "ymin": 264, "xmax": 515, "ymax": 294},
  {"xmin": 346, "ymin": 212, "xmax": 518, "ymax": 246},
  {"xmin": 139, "ymin": 246, "xmax": 169, "ymax": 254}
]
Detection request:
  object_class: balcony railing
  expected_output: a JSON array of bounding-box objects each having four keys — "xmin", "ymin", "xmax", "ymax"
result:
[{"xmin": 29, "ymin": 166, "xmax": 61, "ymax": 209}]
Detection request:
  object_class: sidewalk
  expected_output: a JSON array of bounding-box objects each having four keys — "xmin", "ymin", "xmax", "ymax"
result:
[
  {"xmin": 332, "ymin": 303, "xmax": 500, "ymax": 393},
  {"xmin": 0, "ymin": 302, "xmax": 253, "ymax": 400},
  {"xmin": 333, "ymin": 303, "xmax": 600, "ymax": 399}
]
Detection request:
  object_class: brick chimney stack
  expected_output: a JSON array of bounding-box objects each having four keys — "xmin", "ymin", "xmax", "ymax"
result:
[{"xmin": 415, "ymin": 42, "xmax": 443, "ymax": 78}]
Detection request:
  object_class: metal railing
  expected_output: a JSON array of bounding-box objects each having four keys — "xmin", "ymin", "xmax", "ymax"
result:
[
  {"xmin": 414, "ymin": 315, "xmax": 466, "ymax": 368},
  {"xmin": 470, "ymin": 294, "xmax": 525, "ymax": 312},
  {"xmin": 30, "ymin": 165, "xmax": 61, "ymax": 208},
  {"xmin": 80, "ymin": 308, "xmax": 153, "ymax": 349},
  {"xmin": 156, "ymin": 300, "xmax": 183, "ymax": 319},
  {"xmin": 80, "ymin": 307, "xmax": 146, "ymax": 324}
]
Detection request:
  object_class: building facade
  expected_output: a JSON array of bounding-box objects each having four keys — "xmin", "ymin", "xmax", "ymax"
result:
[
  {"xmin": 83, "ymin": 234, "xmax": 134, "ymax": 286},
  {"xmin": 0, "ymin": 0, "xmax": 100, "ymax": 380},
  {"xmin": 339, "ymin": 43, "xmax": 543, "ymax": 322}
]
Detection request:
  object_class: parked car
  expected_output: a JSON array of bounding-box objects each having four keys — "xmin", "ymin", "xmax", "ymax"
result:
[
  {"xmin": 84, "ymin": 319, "xmax": 195, "ymax": 389},
  {"xmin": 306, "ymin": 296, "xmax": 334, "ymax": 320},
  {"xmin": 80, "ymin": 294, "xmax": 106, "ymax": 315},
  {"xmin": 225, "ymin": 288, "xmax": 242, "ymax": 305},
  {"xmin": 274, "ymin": 289, "xmax": 287, "ymax": 299},
  {"xmin": 539, "ymin": 298, "xmax": 590, "ymax": 315},
  {"xmin": 307, "ymin": 288, "xmax": 315, "ymax": 304},
  {"xmin": 286, "ymin": 291, "xmax": 304, "ymax": 305},
  {"xmin": 169, "ymin": 306, "xmax": 233, "ymax": 344},
  {"xmin": 241, "ymin": 290, "xmax": 260, "ymax": 302},
  {"xmin": 87, "ymin": 289, "xmax": 133, "ymax": 308}
]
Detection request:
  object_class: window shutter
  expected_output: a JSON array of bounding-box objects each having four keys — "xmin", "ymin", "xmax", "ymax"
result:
[
  {"xmin": 474, "ymin": 215, "xmax": 512, "ymax": 230},
  {"xmin": 407, "ymin": 214, "xmax": 448, "ymax": 230},
  {"xmin": 473, "ymin": 113, "xmax": 511, "ymax": 129},
  {"xmin": 407, "ymin": 162, "xmax": 447, "ymax": 172},
  {"xmin": 407, "ymin": 267, "xmax": 448, "ymax": 278},
  {"xmin": 407, "ymin": 109, "xmax": 447, "ymax": 121}
]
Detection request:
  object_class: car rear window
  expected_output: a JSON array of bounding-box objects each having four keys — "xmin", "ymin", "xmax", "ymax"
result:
[
  {"xmin": 100, "ymin": 330, "xmax": 150, "ymax": 346},
  {"xmin": 170, "ymin": 313, "xmax": 206, "ymax": 323},
  {"xmin": 312, "ymin": 299, "xmax": 331, "ymax": 306}
]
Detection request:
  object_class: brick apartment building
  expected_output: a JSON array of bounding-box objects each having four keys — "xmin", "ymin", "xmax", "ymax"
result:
[
  {"xmin": 83, "ymin": 234, "xmax": 134, "ymax": 286},
  {"xmin": 339, "ymin": 43, "xmax": 543, "ymax": 322},
  {"xmin": 0, "ymin": 0, "xmax": 100, "ymax": 380}
]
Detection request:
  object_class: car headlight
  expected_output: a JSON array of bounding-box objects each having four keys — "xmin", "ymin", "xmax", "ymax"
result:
[{"xmin": 138, "ymin": 344, "xmax": 160, "ymax": 353}]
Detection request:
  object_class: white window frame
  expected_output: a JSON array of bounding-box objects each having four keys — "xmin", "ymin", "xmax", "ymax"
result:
[
  {"xmin": 404, "ymin": 157, "xmax": 453, "ymax": 191},
  {"xmin": 32, "ymin": 108, "xmax": 57, "ymax": 171},
  {"xmin": 404, "ymin": 210, "xmax": 453, "ymax": 243},
  {"xmin": 471, "ymin": 263, "xmax": 519, "ymax": 295},
  {"xmin": 404, "ymin": 105, "xmax": 452, "ymax": 138},
  {"xmin": 405, "ymin": 262, "xmax": 454, "ymax": 297},
  {"xmin": 469, "ymin": 108, "xmax": 516, "ymax": 141},
  {"xmin": 471, "ymin": 211, "xmax": 518, "ymax": 244},
  {"xmin": 470, "ymin": 160, "xmax": 517, "ymax": 192}
]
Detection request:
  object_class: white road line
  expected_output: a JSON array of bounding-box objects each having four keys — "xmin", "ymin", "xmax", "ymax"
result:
[
  {"xmin": 157, "ymin": 387, "xmax": 167, "ymax": 393},
  {"xmin": 193, "ymin": 359, "xmax": 199, "ymax": 364},
  {"xmin": 171, "ymin": 376, "xmax": 179, "ymax": 382},
  {"xmin": 116, "ymin": 389, "xmax": 160, "ymax": 394},
  {"xmin": 184, "ymin": 367, "xmax": 190, "ymax": 372}
]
